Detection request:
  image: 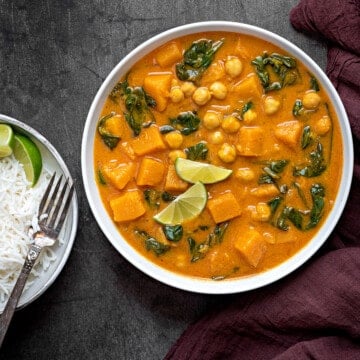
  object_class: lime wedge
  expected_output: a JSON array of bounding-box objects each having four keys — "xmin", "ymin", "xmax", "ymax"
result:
[
  {"xmin": 0, "ymin": 124, "xmax": 15, "ymax": 157},
  {"xmin": 153, "ymin": 182, "xmax": 207, "ymax": 225},
  {"xmin": 13, "ymin": 134, "xmax": 42, "ymax": 186},
  {"xmin": 175, "ymin": 158, "xmax": 233, "ymax": 184}
]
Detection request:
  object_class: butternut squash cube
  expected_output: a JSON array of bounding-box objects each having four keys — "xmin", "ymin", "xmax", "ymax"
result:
[
  {"xmin": 131, "ymin": 126, "xmax": 166, "ymax": 156},
  {"xmin": 232, "ymin": 74, "xmax": 262, "ymax": 99},
  {"xmin": 143, "ymin": 73, "xmax": 173, "ymax": 112},
  {"xmin": 110, "ymin": 190, "xmax": 146, "ymax": 222},
  {"xmin": 274, "ymin": 120, "xmax": 301, "ymax": 148},
  {"xmin": 236, "ymin": 126, "xmax": 264, "ymax": 157},
  {"xmin": 136, "ymin": 157, "xmax": 165, "ymax": 186},
  {"xmin": 201, "ymin": 62, "xmax": 225, "ymax": 84},
  {"xmin": 102, "ymin": 162, "xmax": 135, "ymax": 190},
  {"xmin": 120, "ymin": 141, "xmax": 135, "ymax": 160},
  {"xmin": 103, "ymin": 114, "xmax": 131, "ymax": 139},
  {"xmin": 164, "ymin": 165, "xmax": 188, "ymax": 192},
  {"xmin": 207, "ymin": 192, "xmax": 242, "ymax": 223},
  {"xmin": 155, "ymin": 42, "xmax": 182, "ymax": 68},
  {"xmin": 234, "ymin": 228, "xmax": 267, "ymax": 267}
]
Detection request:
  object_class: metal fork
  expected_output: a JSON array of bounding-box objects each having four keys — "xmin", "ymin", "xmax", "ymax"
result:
[{"xmin": 0, "ymin": 173, "xmax": 74, "ymax": 347}]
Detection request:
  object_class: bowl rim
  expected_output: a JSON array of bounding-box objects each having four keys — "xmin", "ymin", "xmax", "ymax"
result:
[
  {"xmin": 81, "ymin": 21, "xmax": 354, "ymax": 294},
  {"xmin": 0, "ymin": 113, "xmax": 79, "ymax": 309}
]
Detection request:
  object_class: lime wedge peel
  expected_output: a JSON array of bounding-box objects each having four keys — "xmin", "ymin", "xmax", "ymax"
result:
[
  {"xmin": 0, "ymin": 124, "xmax": 15, "ymax": 158},
  {"xmin": 175, "ymin": 158, "xmax": 233, "ymax": 184},
  {"xmin": 153, "ymin": 182, "xmax": 208, "ymax": 225},
  {"xmin": 13, "ymin": 134, "xmax": 42, "ymax": 186}
]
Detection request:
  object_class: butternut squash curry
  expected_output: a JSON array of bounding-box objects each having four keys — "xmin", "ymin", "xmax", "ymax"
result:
[{"xmin": 94, "ymin": 32, "xmax": 342, "ymax": 280}]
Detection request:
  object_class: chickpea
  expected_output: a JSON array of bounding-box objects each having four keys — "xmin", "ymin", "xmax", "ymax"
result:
[
  {"xmin": 164, "ymin": 131, "xmax": 184, "ymax": 149},
  {"xmin": 303, "ymin": 91, "xmax": 321, "ymax": 109},
  {"xmin": 168, "ymin": 150, "xmax": 186, "ymax": 163},
  {"xmin": 218, "ymin": 143, "xmax": 236, "ymax": 163},
  {"xmin": 314, "ymin": 115, "xmax": 331, "ymax": 135},
  {"xmin": 221, "ymin": 115, "xmax": 240, "ymax": 133},
  {"xmin": 251, "ymin": 202, "xmax": 271, "ymax": 221},
  {"xmin": 181, "ymin": 81, "xmax": 196, "ymax": 97},
  {"xmin": 242, "ymin": 109, "xmax": 257, "ymax": 124},
  {"xmin": 235, "ymin": 168, "xmax": 255, "ymax": 182},
  {"xmin": 169, "ymin": 87, "xmax": 184, "ymax": 103},
  {"xmin": 203, "ymin": 111, "xmax": 222, "ymax": 130},
  {"xmin": 209, "ymin": 81, "xmax": 227, "ymax": 100},
  {"xmin": 192, "ymin": 87, "xmax": 211, "ymax": 106},
  {"xmin": 264, "ymin": 96, "xmax": 281, "ymax": 115},
  {"xmin": 225, "ymin": 57, "xmax": 243, "ymax": 78},
  {"xmin": 209, "ymin": 131, "xmax": 224, "ymax": 144}
]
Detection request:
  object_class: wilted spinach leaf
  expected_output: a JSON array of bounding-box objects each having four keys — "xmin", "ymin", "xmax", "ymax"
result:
[
  {"xmin": 306, "ymin": 184, "xmax": 325, "ymax": 229},
  {"xmin": 97, "ymin": 169, "xmax": 106, "ymax": 185},
  {"xmin": 176, "ymin": 39, "xmax": 224, "ymax": 83},
  {"xmin": 134, "ymin": 229, "xmax": 170, "ymax": 256},
  {"xmin": 268, "ymin": 196, "xmax": 283, "ymax": 215},
  {"xmin": 258, "ymin": 159, "xmax": 289, "ymax": 184},
  {"xmin": 159, "ymin": 125, "xmax": 176, "ymax": 134},
  {"xmin": 170, "ymin": 111, "xmax": 200, "ymax": 135},
  {"xmin": 301, "ymin": 126, "xmax": 313, "ymax": 149},
  {"xmin": 310, "ymin": 76, "xmax": 320, "ymax": 91},
  {"xmin": 242, "ymin": 101, "xmax": 253, "ymax": 114},
  {"xmin": 294, "ymin": 142, "xmax": 326, "ymax": 177},
  {"xmin": 144, "ymin": 189, "xmax": 161, "ymax": 209},
  {"xmin": 97, "ymin": 112, "xmax": 120, "ymax": 149},
  {"xmin": 163, "ymin": 225, "xmax": 183, "ymax": 242},
  {"xmin": 185, "ymin": 142, "xmax": 208, "ymax": 161},
  {"xmin": 111, "ymin": 79, "xmax": 156, "ymax": 137},
  {"xmin": 188, "ymin": 222, "xmax": 229, "ymax": 262},
  {"xmin": 251, "ymin": 52, "xmax": 298, "ymax": 92},
  {"xmin": 293, "ymin": 100, "xmax": 304, "ymax": 117}
]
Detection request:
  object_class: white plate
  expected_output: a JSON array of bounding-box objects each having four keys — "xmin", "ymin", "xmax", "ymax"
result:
[
  {"xmin": 82, "ymin": 22, "xmax": 353, "ymax": 294},
  {"xmin": 0, "ymin": 114, "xmax": 78, "ymax": 312}
]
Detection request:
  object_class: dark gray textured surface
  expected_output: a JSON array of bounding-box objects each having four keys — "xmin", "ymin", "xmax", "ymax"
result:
[{"xmin": 0, "ymin": 1, "xmax": 326, "ymax": 359}]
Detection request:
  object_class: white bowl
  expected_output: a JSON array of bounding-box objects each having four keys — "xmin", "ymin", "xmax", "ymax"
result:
[
  {"xmin": 0, "ymin": 114, "xmax": 78, "ymax": 311},
  {"xmin": 81, "ymin": 21, "xmax": 353, "ymax": 294}
]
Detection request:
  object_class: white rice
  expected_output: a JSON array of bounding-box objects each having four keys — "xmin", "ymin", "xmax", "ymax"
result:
[{"xmin": 0, "ymin": 155, "xmax": 56, "ymax": 302}]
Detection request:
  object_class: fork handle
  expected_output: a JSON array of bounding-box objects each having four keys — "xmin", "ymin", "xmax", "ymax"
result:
[{"xmin": 0, "ymin": 244, "xmax": 42, "ymax": 347}]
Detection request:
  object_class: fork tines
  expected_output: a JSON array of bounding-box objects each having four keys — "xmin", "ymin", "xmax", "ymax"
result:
[{"xmin": 38, "ymin": 173, "xmax": 74, "ymax": 236}]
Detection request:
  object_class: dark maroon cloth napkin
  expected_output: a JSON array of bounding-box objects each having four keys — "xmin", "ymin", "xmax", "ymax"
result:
[{"xmin": 165, "ymin": 1, "xmax": 360, "ymax": 359}]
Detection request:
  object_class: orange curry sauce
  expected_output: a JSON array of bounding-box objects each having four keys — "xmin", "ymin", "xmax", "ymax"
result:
[{"xmin": 94, "ymin": 32, "xmax": 342, "ymax": 280}]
